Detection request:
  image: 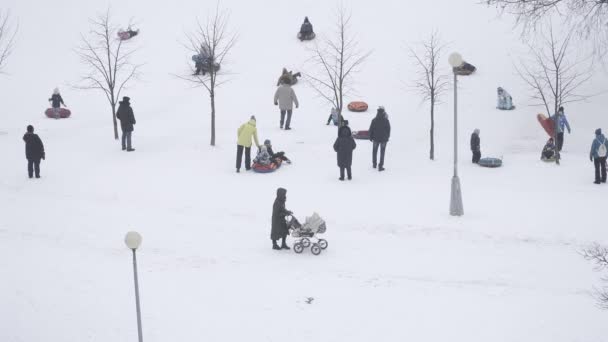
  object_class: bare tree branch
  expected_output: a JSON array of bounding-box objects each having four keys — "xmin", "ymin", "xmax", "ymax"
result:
[
  {"xmin": 582, "ymin": 244, "xmax": 608, "ymax": 309},
  {"xmin": 75, "ymin": 9, "xmax": 141, "ymax": 140},
  {"xmin": 0, "ymin": 10, "xmax": 18, "ymax": 74}
]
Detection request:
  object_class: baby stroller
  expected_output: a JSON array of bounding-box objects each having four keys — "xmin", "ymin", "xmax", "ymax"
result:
[{"xmin": 287, "ymin": 213, "xmax": 328, "ymax": 255}]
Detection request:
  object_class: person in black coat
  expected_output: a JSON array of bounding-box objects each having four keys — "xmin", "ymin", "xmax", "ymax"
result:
[
  {"xmin": 23, "ymin": 125, "xmax": 45, "ymax": 178},
  {"xmin": 271, "ymin": 188, "xmax": 292, "ymax": 250},
  {"xmin": 299, "ymin": 17, "xmax": 314, "ymax": 41},
  {"xmin": 333, "ymin": 125, "xmax": 356, "ymax": 181},
  {"xmin": 369, "ymin": 106, "xmax": 391, "ymax": 171},
  {"xmin": 470, "ymin": 129, "xmax": 481, "ymax": 163},
  {"xmin": 49, "ymin": 88, "xmax": 66, "ymax": 109},
  {"xmin": 116, "ymin": 96, "xmax": 136, "ymax": 151}
]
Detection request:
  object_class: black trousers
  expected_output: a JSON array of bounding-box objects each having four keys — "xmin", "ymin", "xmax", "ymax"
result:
[
  {"xmin": 557, "ymin": 132, "xmax": 564, "ymax": 151},
  {"xmin": 27, "ymin": 158, "xmax": 41, "ymax": 178},
  {"xmin": 372, "ymin": 141, "xmax": 387, "ymax": 167},
  {"xmin": 271, "ymin": 152, "xmax": 288, "ymax": 161},
  {"xmin": 339, "ymin": 167, "xmax": 352, "ymax": 180},
  {"xmin": 121, "ymin": 130, "xmax": 132, "ymax": 150},
  {"xmin": 472, "ymin": 150, "xmax": 481, "ymax": 163},
  {"xmin": 236, "ymin": 145, "xmax": 251, "ymax": 170},
  {"xmin": 594, "ymin": 157, "xmax": 607, "ymax": 183},
  {"xmin": 280, "ymin": 110, "xmax": 293, "ymax": 128}
]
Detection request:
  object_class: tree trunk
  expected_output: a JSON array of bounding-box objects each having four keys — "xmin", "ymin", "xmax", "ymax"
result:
[
  {"xmin": 210, "ymin": 91, "xmax": 216, "ymax": 146},
  {"xmin": 111, "ymin": 102, "xmax": 118, "ymax": 140},
  {"xmin": 430, "ymin": 99, "xmax": 435, "ymax": 160}
]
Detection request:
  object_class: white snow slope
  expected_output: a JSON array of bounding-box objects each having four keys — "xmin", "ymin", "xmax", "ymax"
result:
[{"xmin": 1, "ymin": 0, "xmax": 608, "ymax": 341}]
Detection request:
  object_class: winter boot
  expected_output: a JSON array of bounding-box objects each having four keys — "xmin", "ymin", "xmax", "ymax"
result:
[
  {"xmin": 281, "ymin": 237, "xmax": 290, "ymax": 250},
  {"xmin": 273, "ymin": 241, "xmax": 281, "ymax": 250}
]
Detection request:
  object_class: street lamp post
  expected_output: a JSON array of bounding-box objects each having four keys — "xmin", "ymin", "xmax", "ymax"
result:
[
  {"xmin": 448, "ymin": 53, "xmax": 464, "ymax": 216},
  {"xmin": 125, "ymin": 231, "xmax": 144, "ymax": 342}
]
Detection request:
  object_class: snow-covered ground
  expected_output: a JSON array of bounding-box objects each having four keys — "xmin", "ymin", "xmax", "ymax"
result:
[{"xmin": 1, "ymin": 0, "xmax": 607, "ymax": 341}]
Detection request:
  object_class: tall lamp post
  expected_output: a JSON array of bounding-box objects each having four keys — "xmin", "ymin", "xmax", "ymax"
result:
[
  {"xmin": 448, "ymin": 53, "xmax": 464, "ymax": 216},
  {"xmin": 125, "ymin": 231, "xmax": 144, "ymax": 342}
]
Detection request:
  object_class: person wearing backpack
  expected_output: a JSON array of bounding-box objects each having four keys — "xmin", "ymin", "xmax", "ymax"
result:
[{"xmin": 590, "ymin": 128, "xmax": 608, "ymax": 184}]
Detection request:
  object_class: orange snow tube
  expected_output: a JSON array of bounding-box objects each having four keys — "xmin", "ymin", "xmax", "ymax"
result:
[{"xmin": 347, "ymin": 101, "xmax": 368, "ymax": 112}]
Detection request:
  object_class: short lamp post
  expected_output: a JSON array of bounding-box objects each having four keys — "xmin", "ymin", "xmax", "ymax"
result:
[
  {"xmin": 125, "ymin": 231, "xmax": 144, "ymax": 342},
  {"xmin": 448, "ymin": 52, "xmax": 464, "ymax": 216}
]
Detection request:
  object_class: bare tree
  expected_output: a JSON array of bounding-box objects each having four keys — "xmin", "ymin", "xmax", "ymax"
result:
[
  {"xmin": 178, "ymin": 6, "xmax": 236, "ymax": 147},
  {"xmin": 76, "ymin": 9, "xmax": 141, "ymax": 140},
  {"xmin": 0, "ymin": 10, "xmax": 17, "ymax": 74},
  {"xmin": 306, "ymin": 5, "xmax": 371, "ymax": 125},
  {"xmin": 515, "ymin": 26, "xmax": 592, "ymax": 163},
  {"xmin": 485, "ymin": 0, "xmax": 608, "ymax": 53},
  {"xmin": 409, "ymin": 33, "xmax": 449, "ymax": 161},
  {"xmin": 582, "ymin": 244, "xmax": 608, "ymax": 309}
]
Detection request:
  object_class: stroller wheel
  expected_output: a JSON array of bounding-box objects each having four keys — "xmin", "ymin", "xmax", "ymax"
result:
[
  {"xmin": 318, "ymin": 239, "xmax": 328, "ymax": 250},
  {"xmin": 301, "ymin": 238, "xmax": 311, "ymax": 248},
  {"xmin": 294, "ymin": 243, "xmax": 304, "ymax": 254},
  {"xmin": 311, "ymin": 244, "xmax": 321, "ymax": 256}
]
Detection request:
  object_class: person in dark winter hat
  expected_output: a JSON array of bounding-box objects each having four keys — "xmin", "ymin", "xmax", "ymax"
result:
[
  {"xmin": 555, "ymin": 106, "xmax": 571, "ymax": 152},
  {"xmin": 264, "ymin": 139, "xmax": 291, "ymax": 164},
  {"xmin": 470, "ymin": 129, "xmax": 481, "ymax": 163},
  {"xmin": 333, "ymin": 125, "xmax": 356, "ymax": 181},
  {"xmin": 298, "ymin": 17, "xmax": 314, "ymax": 41},
  {"xmin": 23, "ymin": 125, "xmax": 45, "ymax": 178},
  {"xmin": 590, "ymin": 128, "xmax": 608, "ymax": 184},
  {"xmin": 116, "ymin": 96, "xmax": 136, "ymax": 151},
  {"xmin": 369, "ymin": 106, "xmax": 391, "ymax": 171},
  {"xmin": 271, "ymin": 188, "xmax": 292, "ymax": 250}
]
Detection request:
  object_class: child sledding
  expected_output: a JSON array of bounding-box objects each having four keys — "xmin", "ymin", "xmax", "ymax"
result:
[
  {"xmin": 117, "ymin": 28, "xmax": 139, "ymax": 41},
  {"xmin": 541, "ymin": 138, "xmax": 557, "ymax": 162},
  {"xmin": 252, "ymin": 140, "xmax": 291, "ymax": 173},
  {"xmin": 496, "ymin": 87, "xmax": 515, "ymax": 110},
  {"xmin": 297, "ymin": 17, "xmax": 315, "ymax": 41},
  {"xmin": 192, "ymin": 44, "xmax": 220, "ymax": 76}
]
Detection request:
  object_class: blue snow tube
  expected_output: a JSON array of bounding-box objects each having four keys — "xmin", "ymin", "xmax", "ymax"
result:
[{"xmin": 478, "ymin": 157, "xmax": 503, "ymax": 168}]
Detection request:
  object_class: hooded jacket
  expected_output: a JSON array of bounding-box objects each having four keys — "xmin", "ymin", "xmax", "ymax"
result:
[
  {"xmin": 116, "ymin": 101, "xmax": 136, "ymax": 132},
  {"xmin": 470, "ymin": 131, "xmax": 480, "ymax": 151},
  {"xmin": 369, "ymin": 110, "xmax": 391, "ymax": 143},
  {"xmin": 333, "ymin": 126, "xmax": 356, "ymax": 168},
  {"xmin": 555, "ymin": 112, "xmax": 571, "ymax": 134},
  {"xmin": 590, "ymin": 130, "xmax": 608, "ymax": 159},
  {"xmin": 271, "ymin": 188, "xmax": 290, "ymax": 240},
  {"xmin": 23, "ymin": 132, "xmax": 45, "ymax": 160},
  {"xmin": 49, "ymin": 94, "xmax": 65, "ymax": 109},
  {"xmin": 274, "ymin": 84, "xmax": 299, "ymax": 110},
  {"xmin": 237, "ymin": 119, "xmax": 260, "ymax": 148},
  {"xmin": 300, "ymin": 18, "xmax": 313, "ymax": 35}
]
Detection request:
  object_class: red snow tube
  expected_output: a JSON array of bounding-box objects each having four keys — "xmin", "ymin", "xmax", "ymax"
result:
[
  {"xmin": 352, "ymin": 130, "xmax": 370, "ymax": 140},
  {"xmin": 45, "ymin": 108, "xmax": 71, "ymax": 119},
  {"xmin": 347, "ymin": 101, "xmax": 368, "ymax": 112},
  {"xmin": 537, "ymin": 113, "xmax": 555, "ymax": 137},
  {"xmin": 252, "ymin": 160, "xmax": 283, "ymax": 173}
]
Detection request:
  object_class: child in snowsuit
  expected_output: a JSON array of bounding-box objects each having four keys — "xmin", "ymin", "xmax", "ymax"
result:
[
  {"xmin": 541, "ymin": 138, "xmax": 556, "ymax": 161},
  {"xmin": 23, "ymin": 125, "xmax": 45, "ymax": 179},
  {"xmin": 254, "ymin": 145, "xmax": 272, "ymax": 166},
  {"xmin": 333, "ymin": 125, "xmax": 356, "ymax": 181},
  {"xmin": 590, "ymin": 128, "xmax": 608, "ymax": 184},
  {"xmin": 264, "ymin": 139, "xmax": 291, "ymax": 164},
  {"xmin": 470, "ymin": 129, "xmax": 481, "ymax": 163},
  {"xmin": 271, "ymin": 188, "xmax": 292, "ymax": 250},
  {"xmin": 48, "ymin": 88, "xmax": 66, "ymax": 118},
  {"xmin": 496, "ymin": 87, "xmax": 514, "ymax": 110}
]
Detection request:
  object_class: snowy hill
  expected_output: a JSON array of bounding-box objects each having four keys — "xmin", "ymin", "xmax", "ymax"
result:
[{"xmin": 1, "ymin": 0, "xmax": 607, "ymax": 341}]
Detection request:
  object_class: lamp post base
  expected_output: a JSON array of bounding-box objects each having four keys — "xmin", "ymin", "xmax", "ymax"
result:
[{"xmin": 450, "ymin": 175, "xmax": 464, "ymax": 216}]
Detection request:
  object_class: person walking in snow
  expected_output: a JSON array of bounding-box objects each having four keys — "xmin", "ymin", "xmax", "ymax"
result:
[
  {"xmin": 554, "ymin": 107, "xmax": 571, "ymax": 152},
  {"xmin": 470, "ymin": 129, "xmax": 481, "ymax": 164},
  {"xmin": 369, "ymin": 106, "xmax": 391, "ymax": 171},
  {"xmin": 116, "ymin": 96, "xmax": 136, "ymax": 151},
  {"xmin": 271, "ymin": 187, "xmax": 292, "ymax": 250},
  {"xmin": 333, "ymin": 125, "xmax": 356, "ymax": 181},
  {"xmin": 236, "ymin": 115, "xmax": 261, "ymax": 172},
  {"xmin": 48, "ymin": 88, "xmax": 66, "ymax": 118},
  {"xmin": 274, "ymin": 79, "xmax": 299, "ymax": 130},
  {"xmin": 590, "ymin": 128, "xmax": 608, "ymax": 184},
  {"xmin": 23, "ymin": 125, "xmax": 45, "ymax": 179}
]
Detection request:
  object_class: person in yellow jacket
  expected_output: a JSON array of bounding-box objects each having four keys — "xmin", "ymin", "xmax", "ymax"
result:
[{"xmin": 236, "ymin": 115, "xmax": 261, "ymax": 172}]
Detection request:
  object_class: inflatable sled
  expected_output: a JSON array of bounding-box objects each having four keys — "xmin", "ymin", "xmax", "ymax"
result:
[
  {"xmin": 352, "ymin": 130, "xmax": 370, "ymax": 140},
  {"xmin": 297, "ymin": 32, "xmax": 316, "ymax": 41},
  {"xmin": 252, "ymin": 159, "xmax": 283, "ymax": 173},
  {"xmin": 454, "ymin": 62, "xmax": 476, "ymax": 76},
  {"xmin": 347, "ymin": 101, "xmax": 368, "ymax": 112},
  {"xmin": 537, "ymin": 113, "xmax": 555, "ymax": 137},
  {"xmin": 45, "ymin": 108, "xmax": 71, "ymax": 119},
  {"xmin": 478, "ymin": 157, "xmax": 502, "ymax": 168},
  {"xmin": 117, "ymin": 29, "xmax": 139, "ymax": 41},
  {"xmin": 497, "ymin": 105, "xmax": 516, "ymax": 111}
]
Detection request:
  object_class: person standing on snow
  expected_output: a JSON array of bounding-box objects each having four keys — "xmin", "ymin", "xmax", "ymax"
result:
[
  {"xmin": 470, "ymin": 129, "xmax": 481, "ymax": 164},
  {"xmin": 333, "ymin": 125, "xmax": 356, "ymax": 181},
  {"xmin": 236, "ymin": 115, "xmax": 261, "ymax": 173},
  {"xmin": 271, "ymin": 187, "xmax": 292, "ymax": 250},
  {"xmin": 554, "ymin": 106, "xmax": 571, "ymax": 152},
  {"xmin": 274, "ymin": 79, "xmax": 299, "ymax": 130},
  {"xmin": 590, "ymin": 128, "xmax": 608, "ymax": 184},
  {"xmin": 116, "ymin": 96, "xmax": 136, "ymax": 151},
  {"xmin": 23, "ymin": 125, "xmax": 45, "ymax": 179},
  {"xmin": 369, "ymin": 106, "xmax": 391, "ymax": 171},
  {"xmin": 48, "ymin": 88, "xmax": 66, "ymax": 118}
]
